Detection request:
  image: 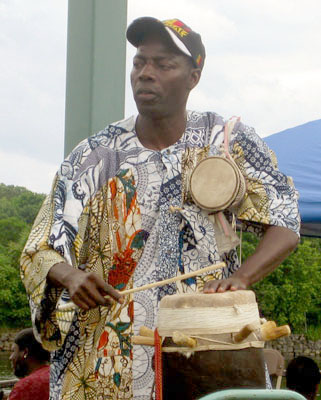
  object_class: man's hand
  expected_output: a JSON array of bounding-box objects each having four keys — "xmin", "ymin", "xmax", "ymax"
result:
[
  {"xmin": 203, "ymin": 276, "xmax": 248, "ymax": 293},
  {"xmin": 48, "ymin": 262, "xmax": 123, "ymax": 310}
]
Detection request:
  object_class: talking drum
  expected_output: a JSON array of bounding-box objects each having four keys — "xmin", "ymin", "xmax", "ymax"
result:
[
  {"xmin": 189, "ymin": 156, "xmax": 246, "ymax": 212},
  {"xmin": 157, "ymin": 291, "xmax": 266, "ymax": 400}
]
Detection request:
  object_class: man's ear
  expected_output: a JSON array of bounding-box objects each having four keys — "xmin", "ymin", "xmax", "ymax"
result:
[
  {"xmin": 188, "ymin": 68, "xmax": 201, "ymax": 90},
  {"xmin": 23, "ymin": 348, "xmax": 28, "ymax": 359}
]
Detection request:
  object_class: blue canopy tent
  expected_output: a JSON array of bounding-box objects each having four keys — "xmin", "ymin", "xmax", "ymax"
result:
[{"xmin": 265, "ymin": 119, "xmax": 321, "ymax": 237}]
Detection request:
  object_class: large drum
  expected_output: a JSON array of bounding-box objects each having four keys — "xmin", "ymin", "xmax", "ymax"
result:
[{"xmin": 157, "ymin": 291, "xmax": 266, "ymax": 400}]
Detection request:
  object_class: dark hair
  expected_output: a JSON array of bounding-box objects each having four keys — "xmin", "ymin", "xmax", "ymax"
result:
[
  {"xmin": 14, "ymin": 328, "xmax": 50, "ymax": 362},
  {"xmin": 286, "ymin": 356, "xmax": 321, "ymax": 398}
]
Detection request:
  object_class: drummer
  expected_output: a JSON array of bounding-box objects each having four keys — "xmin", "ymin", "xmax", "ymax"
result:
[{"xmin": 20, "ymin": 17, "xmax": 300, "ymax": 400}]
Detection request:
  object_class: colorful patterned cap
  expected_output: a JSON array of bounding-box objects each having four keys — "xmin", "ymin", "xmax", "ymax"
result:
[{"xmin": 127, "ymin": 17, "xmax": 206, "ymax": 71}]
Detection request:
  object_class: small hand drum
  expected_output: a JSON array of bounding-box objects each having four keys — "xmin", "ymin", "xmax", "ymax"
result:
[{"xmin": 190, "ymin": 156, "xmax": 246, "ymax": 212}]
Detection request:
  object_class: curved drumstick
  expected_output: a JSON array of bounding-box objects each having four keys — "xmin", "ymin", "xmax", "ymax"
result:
[{"xmin": 120, "ymin": 262, "xmax": 226, "ymax": 295}]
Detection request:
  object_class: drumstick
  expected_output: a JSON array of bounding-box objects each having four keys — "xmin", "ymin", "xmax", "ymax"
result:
[{"xmin": 120, "ymin": 262, "xmax": 226, "ymax": 295}]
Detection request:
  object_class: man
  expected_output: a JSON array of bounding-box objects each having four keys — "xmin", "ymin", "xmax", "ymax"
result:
[
  {"xmin": 21, "ymin": 17, "xmax": 300, "ymax": 400},
  {"xmin": 286, "ymin": 356, "xmax": 321, "ymax": 400},
  {"xmin": 8, "ymin": 328, "xmax": 50, "ymax": 400}
]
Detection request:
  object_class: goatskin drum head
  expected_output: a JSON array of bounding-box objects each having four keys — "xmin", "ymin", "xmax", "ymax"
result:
[{"xmin": 190, "ymin": 157, "xmax": 240, "ymax": 211}]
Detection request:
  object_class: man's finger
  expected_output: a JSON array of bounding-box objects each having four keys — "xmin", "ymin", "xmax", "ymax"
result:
[
  {"xmin": 83, "ymin": 284, "xmax": 111, "ymax": 307},
  {"xmin": 203, "ymin": 280, "xmax": 220, "ymax": 293},
  {"xmin": 102, "ymin": 283, "xmax": 124, "ymax": 303},
  {"xmin": 72, "ymin": 293, "xmax": 90, "ymax": 310},
  {"xmin": 86, "ymin": 273, "xmax": 123, "ymax": 304},
  {"xmin": 217, "ymin": 284, "xmax": 227, "ymax": 293}
]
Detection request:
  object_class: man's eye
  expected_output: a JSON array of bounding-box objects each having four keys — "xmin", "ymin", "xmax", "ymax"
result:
[{"xmin": 159, "ymin": 64, "xmax": 171, "ymax": 70}]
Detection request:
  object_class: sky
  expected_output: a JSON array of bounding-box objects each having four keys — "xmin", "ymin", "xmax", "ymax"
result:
[{"xmin": 0, "ymin": 0, "xmax": 320, "ymax": 194}]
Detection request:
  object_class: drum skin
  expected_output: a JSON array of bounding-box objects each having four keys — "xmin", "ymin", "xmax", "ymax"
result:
[
  {"xmin": 189, "ymin": 156, "xmax": 245, "ymax": 212},
  {"xmin": 162, "ymin": 344, "xmax": 266, "ymax": 400}
]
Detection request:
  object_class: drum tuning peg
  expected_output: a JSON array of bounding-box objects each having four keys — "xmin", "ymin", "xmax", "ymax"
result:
[
  {"xmin": 233, "ymin": 321, "xmax": 291, "ymax": 344},
  {"xmin": 260, "ymin": 323, "xmax": 291, "ymax": 341},
  {"xmin": 139, "ymin": 326, "xmax": 154, "ymax": 338},
  {"xmin": 233, "ymin": 323, "xmax": 256, "ymax": 343},
  {"xmin": 172, "ymin": 331, "xmax": 197, "ymax": 348}
]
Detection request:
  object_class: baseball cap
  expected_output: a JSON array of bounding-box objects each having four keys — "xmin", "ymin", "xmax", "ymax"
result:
[{"xmin": 126, "ymin": 17, "xmax": 206, "ymax": 70}]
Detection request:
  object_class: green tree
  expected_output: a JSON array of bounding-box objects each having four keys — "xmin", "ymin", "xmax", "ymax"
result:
[
  {"xmin": 0, "ymin": 231, "xmax": 31, "ymax": 327},
  {"xmin": 12, "ymin": 191, "xmax": 46, "ymax": 224},
  {"xmin": 0, "ymin": 183, "xmax": 45, "ymax": 327},
  {"xmin": 0, "ymin": 183, "xmax": 45, "ymax": 223},
  {"xmin": 241, "ymin": 233, "xmax": 321, "ymax": 332},
  {"xmin": 0, "ymin": 217, "xmax": 29, "ymax": 246}
]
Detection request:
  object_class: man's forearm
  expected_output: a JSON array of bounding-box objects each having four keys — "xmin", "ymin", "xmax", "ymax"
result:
[
  {"xmin": 232, "ymin": 225, "xmax": 299, "ymax": 286},
  {"xmin": 47, "ymin": 262, "xmax": 75, "ymax": 288}
]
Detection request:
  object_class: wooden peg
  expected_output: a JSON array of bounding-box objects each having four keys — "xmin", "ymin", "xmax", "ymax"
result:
[
  {"xmin": 172, "ymin": 331, "xmax": 197, "ymax": 348},
  {"xmin": 233, "ymin": 323, "xmax": 256, "ymax": 343},
  {"xmin": 139, "ymin": 326, "xmax": 154, "ymax": 338},
  {"xmin": 131, "ymin": 336, "xmax": 155, "ymax": 346},
  {"xmin": 234, "ymin": 320, "xmax": 291, "ymax": 343},
  {"xmin": 260, "ymin": 324, "xmax": 291, "ymax": 341}
]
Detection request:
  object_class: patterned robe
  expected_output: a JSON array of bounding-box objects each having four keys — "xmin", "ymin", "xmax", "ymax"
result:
[{"xmin": 20, "ymin": 111, "xmax": 300, "ymax": 400}]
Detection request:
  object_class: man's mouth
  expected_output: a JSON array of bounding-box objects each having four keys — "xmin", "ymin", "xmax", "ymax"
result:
[{"xmin": 136, "ymin": 89, "xmax": 158, "ymax": 100}]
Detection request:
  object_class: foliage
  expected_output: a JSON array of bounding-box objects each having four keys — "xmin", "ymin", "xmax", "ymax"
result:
[
  {"xmin": 0, "ymin": 183, "xmax": 45, "ymax": 223},
  {"xmin": 0, "ymin": 183, "xmax": 45, "ymax": 327},
  {"xmin": 0, "ymin": 217, "xmax": 29, "ymax": 246},
  {"xmin": 306, "ymin": 324, "xmax": 321, "ymax": 341},
  {"xmin": 241, "ymin": 232, "xmax": 321, "ymax": 332}
]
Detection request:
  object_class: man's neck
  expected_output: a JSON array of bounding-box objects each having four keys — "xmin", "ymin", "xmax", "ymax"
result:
[
  {"xmin": 26, "ymin": 361, "xmax": 48, "ymax": 376},
  {"xmin": 135, "ymin": 111, "xmax": 187, "ymax": 150}
]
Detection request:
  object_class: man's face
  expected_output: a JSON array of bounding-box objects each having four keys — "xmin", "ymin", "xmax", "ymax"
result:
[
  {"xmin": 130, "ymin": 36, "xmax": 200, "ymax": 118},
  {"xmin": 9, "ymin": 343, "xmax": 28, "ymax": 378}
]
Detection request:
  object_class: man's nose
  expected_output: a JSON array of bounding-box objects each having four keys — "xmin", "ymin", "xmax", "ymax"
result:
[{"xmin": 138, "ymin": 63, "xmax": 155, "ymax": 80}]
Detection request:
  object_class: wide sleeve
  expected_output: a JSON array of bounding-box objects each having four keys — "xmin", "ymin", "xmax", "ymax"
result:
[
  {"xmin": 231, "ymin": 124, "xmax": 300, "ymax": 237},
  {"xmin": 20, "ymin": 132, "xmax": 144, "ymax": 352},
  {"xmin": 20, "ymin": 140, "xmax": 92, "ymax": 351}
]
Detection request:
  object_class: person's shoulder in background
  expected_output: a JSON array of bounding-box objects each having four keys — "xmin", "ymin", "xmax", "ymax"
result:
[{"xmin": 9, "ymin": 365, "xmax": 49, "ymax": 400}]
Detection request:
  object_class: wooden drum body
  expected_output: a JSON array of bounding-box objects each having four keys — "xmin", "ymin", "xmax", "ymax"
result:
[{"xmin": 157, "ymin": 291, "xmax": 266, "ymax": 400}]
